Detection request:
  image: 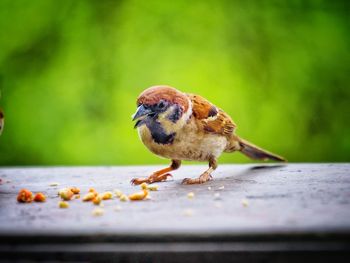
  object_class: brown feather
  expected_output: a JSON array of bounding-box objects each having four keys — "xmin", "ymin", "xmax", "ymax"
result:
[
  {"xmin": 137, "ymin": 85, "xmax": 189, "ymax": 112},
  {"xmin": 187, "ymin": 94, "xmax": 236, "ymax": 137}
]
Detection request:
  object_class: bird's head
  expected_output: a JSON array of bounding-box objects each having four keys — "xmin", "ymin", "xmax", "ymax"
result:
[{"xmin": 132, "ymin": 85, "xmax": 192, "ymax": 132}]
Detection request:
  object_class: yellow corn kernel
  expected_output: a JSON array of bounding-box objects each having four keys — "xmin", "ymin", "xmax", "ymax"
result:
[
  {"xmin": 92, "ymin": 208, "xmax": 104, "ymax": 216},
  {"xmin": 58, "ymin": 188, "xmax": 74, "ymax": 201},
  {"xmin": 140, "ymin": 182, "xmax": 148, "ymax": 190},
  {"xmin": 59, "ymin": 201, "xmax": 69, "ymax": 208},
  {"xmin": 119, "ymin": 194, "xmax": 128, "ymax": 202},
  {"xmin": 92, "ymin": 195, "xmax": 102, "ymax": 205},
  {"xmin": 70, "ymin": 187, "xmax": 80, "ymax": 194},
  {"xmin": 241, "ymin": 199, "xmax": 249, "ymax": 207},
  {"xmin": 147, "ymin": 184, "xmax": 158, "ymax": 191},
  {"xmin": 83, "ymin": 192, "xmax": 95, "ymax": 201},
  {"xmin": 128, "ymin": 189, "xmax": 148, "ymax": 201},
  {"xmin": 101, "ymin": 191, "xmax": 113, "ymax": 200},
  {"xmin": 114, "ymin": 189, "xmax": 123, "ymax": 198},
  {"xmin": 187, "ymin": 192, "xmax": 195, "ymax": 199}
]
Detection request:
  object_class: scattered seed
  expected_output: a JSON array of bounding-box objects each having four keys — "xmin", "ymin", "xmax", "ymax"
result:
[
  {"xmin": 70, "ymin": 187, "xmax": 80, "ymax": 194},
  {"xmin": 207, "ymin": 186, "xmax": 212, "ymax": 190},
  {"xmin": 89, "ymin": 188, "xmax": 98, "ymax": 196},
  {"xmin": 187, "ymin": 192, "xmax": 195, "ymax": 199},
  {"xmin": 92, "ymin": 208, "xmax": 104, "ymax": 216},
  {"xmin": 59, "ymin": 201, "xmax": 69, "ymax": 208},
  {"xmin": 17, "ymin": 189, "xmax": 33, "ymax": 203},
  {"xmin": 218, "ymin": 186, "xmax": 225, "ymax": 190},
  {"xmin": 101, "ymin": 191, "xmax": 113, "ymax": 200},
  {"xmin": 92, "ymin": 195, "xmax": 102, "ymax": 205},
  {"xmin": 58, "ymin": 188, "xmax": 74, "ymax": 201},
  {"xmin": 129, "ymin": 189, "xmax": 148, "ymax": 201},
  {"xmin": 241, "ymin": 199, "xmax": 249, "ymax": 207},
  {"xmin": 83, "ymin": 192, "xmax": 95, "ymax": 201},
  {"xmin": 34, "ymin": 193, "xmax": 46, "ymax": 202},
  {"xmin": 114, "ymin": 189, "xmax": 123, "ymax": 198},
  {"xmin": 119, "ymin": 194, "xmax": 128, "ymax": 202},
  {"xmin": 147, "ymin": 184, "xmax": 158, "ymax": 191},
  {"xmin": 49, "ymin": 182, "xmax": 59, "ymax": 187},
  {"xmin": 183, "ymin": 209, "xmax": 194, "ymax": 216}
]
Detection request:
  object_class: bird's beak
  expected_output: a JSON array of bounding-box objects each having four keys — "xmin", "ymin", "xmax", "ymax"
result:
[{"xmin": 132, "ymin": 105, "xmax": 152, "ymax": 128}]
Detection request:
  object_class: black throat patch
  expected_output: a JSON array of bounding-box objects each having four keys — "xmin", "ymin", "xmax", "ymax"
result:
[{"xmin": 145, "ymin": 119, "xmax": 176, "ymax": 145}]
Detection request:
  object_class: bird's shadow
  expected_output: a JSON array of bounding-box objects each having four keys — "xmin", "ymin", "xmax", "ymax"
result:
[{"xmin": 176, "ymin": 164, "xmax": 287, "ymax": 187}]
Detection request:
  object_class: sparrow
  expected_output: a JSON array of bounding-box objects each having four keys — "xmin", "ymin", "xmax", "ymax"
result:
[
  {"xmin": 0, "ymin": 108, "xmax": 4, "ymax": 136},
  {"xmin": 131, "ymin": 85, "xmax": 285, "ymax": 185}
]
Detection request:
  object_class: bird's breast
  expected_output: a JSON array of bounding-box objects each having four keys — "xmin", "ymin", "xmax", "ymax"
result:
[{"xmin": 137, "ymin": 119, "xmax": 227, "ymax": 161}]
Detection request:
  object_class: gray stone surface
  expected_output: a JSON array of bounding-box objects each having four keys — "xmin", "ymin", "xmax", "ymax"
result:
[{"xmin": 0, "ymin": 163, "xmax": 350, "ymax": 236}]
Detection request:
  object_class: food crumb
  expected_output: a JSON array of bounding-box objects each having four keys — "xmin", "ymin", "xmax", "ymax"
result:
[
  {"xmin": 49, "ymin": 182, "xmax": 59, "ymax": 187},
  {"xmin": 119, "ymin": 194, "xmax": 128, "ymax": 202},
  {"xmin": 147, "ymin": 184, "xmax": 158, "ymax": 191},
  {"xmin": 83, "ymin": 192, "xmax": 95, "ymax": 202},
  {"xmin": 92, "ymin": 195, "xmax": 102, "ymax": 205},
  {"xmin": 34, "ymin": 193, "xmax": 46, "ymax": 202},
  {"xmin": 70, "ymin": 187, "xmax": 80, "ymax": 194},
  {"xmin": 218, "ymin": 186, "xmax": 225, "ymax": 190},
  {"xmin": 114, "ymin": 189, "xmax": 123, "ymax": 198},
  {"xmin": 140, "ymin": 182, "xmax": 148, "ymax": 190},
  {"xmin": 59, "ymin": 201, "xmax": 69, "ymax": 208},
  {"xmin": 92, "ymin": 208, "xmax": 104, "ymax": 216},
  {"xmin": 207, "ymin": 186, "xmax": 212, "ymax": 190},
  {"xmin": 183, "ymin": 209, "xmax": 194, "ymax": 217},
  {"xmin": 101, "ymin": 191, "xmax": 113, "ymax": 200},
  {"xmin": 241, "ymin": 199, "xmax": 249, "ymax": 207},
  {"xmin": 58, "ymin": 188, "xmax": 74, "ymax": 201},
  {"xmin": 129, "ymin": 189, "xmax": 148, "ymax": 201},
  {"xmin": 187, "ymin": 192, "xmax": 195, "ymax": 199},
  {"xmin": 17, "ymin": 189, "xmax": 33, "ymax": 203}
]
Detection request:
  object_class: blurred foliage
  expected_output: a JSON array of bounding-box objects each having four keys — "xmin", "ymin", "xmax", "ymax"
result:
[{"xmin": 0, "ymin": 0, "xmax": 349, "ymax": 165}]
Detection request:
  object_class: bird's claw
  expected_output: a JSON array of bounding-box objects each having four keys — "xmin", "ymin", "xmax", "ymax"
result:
[
  {"xmin": 130, "ymin": 173, "xmax": 173, "ymax": 186},
  {"xmin": 182, "ymin": 173, "xmax": 213, "ymax": 185}
]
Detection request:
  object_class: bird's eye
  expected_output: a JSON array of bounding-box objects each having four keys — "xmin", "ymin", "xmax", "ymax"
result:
[{"xmin": 158, "ymin": 101, "xmax": 165, "ymax": 109}]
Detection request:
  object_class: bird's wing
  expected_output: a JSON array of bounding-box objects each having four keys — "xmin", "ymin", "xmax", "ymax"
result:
[{"xmin": 187, "ymin": 94, "xmax": 236, "ymax": 136}]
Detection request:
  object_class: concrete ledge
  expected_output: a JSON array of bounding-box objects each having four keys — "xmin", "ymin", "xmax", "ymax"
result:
[{"xmin": 0, "ymin": 164, "xmax": 349, "ymax": 261}]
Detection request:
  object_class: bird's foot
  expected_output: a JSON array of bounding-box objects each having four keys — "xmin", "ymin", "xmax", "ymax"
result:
[
  {"xmin": 182, "ymin": 172, "xmax": 212, "ymax": 185},
  {"xmin": 131, "ymin": 173, "xmax": 172, "ymax": 185}
]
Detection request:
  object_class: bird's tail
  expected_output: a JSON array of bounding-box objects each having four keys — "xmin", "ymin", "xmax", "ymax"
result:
[{"xmin": 237, "ymin": 137, "xmax": 286, "ymax": 162}]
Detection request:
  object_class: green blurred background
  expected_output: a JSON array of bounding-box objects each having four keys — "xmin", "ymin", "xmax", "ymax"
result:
[{"xmin": 0, "ymin": 0, "xmax": 349, "ymax": 166}]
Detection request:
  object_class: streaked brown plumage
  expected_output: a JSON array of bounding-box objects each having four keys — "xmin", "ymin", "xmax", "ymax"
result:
[{"xmin": 131, "ymin": 85, "xmax": 285, "ymax": 185}]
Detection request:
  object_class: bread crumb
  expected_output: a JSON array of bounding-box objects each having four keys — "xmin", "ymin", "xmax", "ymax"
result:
[
  {"xmin": 241, "ymin": 199, "xmax": 249, "ymax": 207},
  {"xmin": 183, "ymin": 209, "xmax": 194, "ymax": 216},
  {"xmin": 187, "ymin": 192, "xmax": 195, "ymax": 199},
  {"xmin": 119, "ymin": 194, "xmax": 128, "ymax": 202},
  {"xmin": 59, "ymin": 201, "xmax": 69, "ymax": 208},
  {"xmin": 92, "ymin": 208, "xmax": 104, "ymax": 216}
]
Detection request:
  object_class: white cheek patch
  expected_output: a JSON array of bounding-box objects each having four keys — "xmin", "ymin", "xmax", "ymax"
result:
[{"xmin": 157, "ymin": 101, "xmax": 192, "ymax": 135}]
